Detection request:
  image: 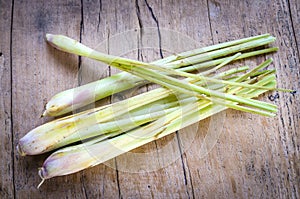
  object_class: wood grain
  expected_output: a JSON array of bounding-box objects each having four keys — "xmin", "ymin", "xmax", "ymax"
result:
[
  {"xmin": 1, "ymin": 0, "xmax": 299, "ymax": 198},
  {"xmin": 0, "ymin": 0, "xmax": 14, "ymax": 198},
  {"xmin": 180, "ymin": 0, "xmax": 300, "ymax": 198},
  {"xmin": 114, "ymin": 0, "xmax": 190, "ymax": 197},
  {"xmin": 289, "ymin": 0, "xmax": 300, "ymax": 55},
  {"xmin": 11, "ymin": 0, "xmax": 84, "ymax": 198}
]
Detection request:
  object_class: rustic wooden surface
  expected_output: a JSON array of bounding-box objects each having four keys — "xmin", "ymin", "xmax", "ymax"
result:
[{"xmin": 0, "ymin": 0, "xmax": 299, "ymax": 198}]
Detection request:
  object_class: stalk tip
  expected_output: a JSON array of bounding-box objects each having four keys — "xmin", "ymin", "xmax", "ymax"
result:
[
  {"xmin": 45, "ymin": 33, "xmax": 61, "ymax": 51},
  {"xmin": 41, "ymin": 110, "xmax": 48, "ymax": 117},
  {"xmin": 42, "ymin": 105, "xmax": 60, "ymax": 117},
  {"xmin": 16, "ymin": 145, "xmax": 27, "ymax": 156},
  {"xmin": 37, "ymin": 168, "xmax": 46, "ymax": 189},
  {"xmin": 45, "ymin": 33, "xmax": 53, "ymax": 42}
]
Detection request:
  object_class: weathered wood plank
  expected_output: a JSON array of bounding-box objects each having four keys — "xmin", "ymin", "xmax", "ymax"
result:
[
  {"xmin": 0, "ymin": 0, "xmax": 14, "ymax": 198},
  {"xmin": 113, "ymin": 1, "xmax": 179, "ymax": 198},
  {"xmin": 75, "ymin": 0, "xmax": 212, "ymax": 197},
  {"xmin": 181, "ymin": 0, "xmax": 300, "ymax": 198},
  {"xmin": 96, "ymin": 1, "xmax": 143, "ymax": 198},
  {"xmin": 12, "ymin": 0, "xmax": 85, "ymax": 198},
  {"xmin": 116, "ymin": 0, "xmax": 213, "ymax": 198},
  {"xmin": 289, "ymin": 0, "xmax": 300, "ymax": 56},
  {"xmin": 96, "ymin": 1, "xmax": 155, "ymax": 198},
  {"xmin": 75, "ymin": 0, "xmax": 123, "ymax": 198},
  {"xmin": 4, "ymin": 0, "xmax": 299, "ymax": 198}
]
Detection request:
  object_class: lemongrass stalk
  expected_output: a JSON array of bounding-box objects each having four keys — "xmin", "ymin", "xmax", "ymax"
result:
[
  {"xmin": 46, "ymin": 34, "xmax": 274, "ymax": 72},
  {"xmin": 17, "ymin": 89, "xmax": 176, "ymax": 155},
  {"xmin": 120, "ymin": 52, "xmax": 281, "ymax": 93},
  {"xmin": 178, "ymin": 47, "xmax": 278, "ymax": 72},
  {"xmin": 19, "ymin": 86, "xmax": 176, "ymax": 156},
  {"xmin": 153, "ymin": 52, "xmax": 274, "ymax": 90},
  {"xmin": 172, "ymin": 34, "xmax": 271, "ymax": 59},
  {"xmin": 23, "ymin": 107, "xmax": 177, "ymax": 155},
  {"xmin": 47, "ymin": 34, "xmax": 276, "ymax": 113},
  {"xmin": 44, "ymin": 34, "xmax": 276, "ymax": 116},
  {"xmin": 44, "ymin": 47, "xmax": 277, "ymax": 117},
  {"xmin": 38, "ymin": 72, "xmax": 276, "ymax": 181},
  {"xmin": 46, "ymin": 34, "xmax": 275, "ymax": 86},
  {"xmin": 42, "ymin": 73, "xmax": 147, "ymax": 116},
  {"xmin": 18, "ymin": 63, "xmax": 246, "ymax": 156},
  {"xmin": 236, "ymin": 74, "xmax": 276, "ymax": 97},
  {"xmin": 166, "ymin": 36, "xmax": 275, "ymax": 69},
  {"xmin": 237, "ymin": 59, "xmax": 273, "ymax": 82},
  {"xmin": 116, "ymin": 61, "xmax": 277, "ymax": 114},
  {"xmin": 18, "ymin": 62, "xmax": 264, "ymax": 156},
  {"xmin": 19, "ymin": 58, "xmax": 278, "ymax": 156},
  {"xmin": 37, "ymin": 102, "xmax": 207, "ymax": 180},
  {"xmin": 200, "ymin": 52, "xmax": 242, "ymax": 75},
  {"xmin": 205, "ymin": 69, "xmax": 275, "ymax": 93},
  {"xmin": 226, "ymin": 59, "xmax": 275, "ymax": 93},
  {"xmin": 184, "ymin": 68, "xmax": 277, "ymax": 91}
]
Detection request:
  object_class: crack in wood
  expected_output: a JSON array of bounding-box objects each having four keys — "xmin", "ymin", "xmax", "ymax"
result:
[
  {"xmin": 135, "ymin": 0, "xmax": 143, "ymax": 31},
  {"xmin": 206, "ymin": 0, "xmax": 215, "ymax": 44},
  {"xmin": 176, "ymin": 132, "xmax": 194, "ymax": 199},
  {"xmin": 186, "ymin": 160, "xmax": 195, "ymax": 199},
  {"xmin": 9, "ymin": 0, "xmax": 15, "ymax": 198},
  {"xmin": 78, "ymin": 0, "xmax": 84, "ymax": 86},
  {"xmin": 135, "ymin": 0, "xmax": 144, "ymax": 62},
  {"xmin": 144, "ymin": 0, "xmax": 163, "ymax": 58},
  {"xmin": 78, "ymin": 2, "xmax": 87, "ymax": 196},
  {"xmin": 287, "ymin": 0, "xmax": 300, "ymax": 64},
  {"xmin": 97, "ymin": 0, "xmax": 102, "ymax": 32},
  {"xmin": 114, "ymin": 158, "xmax": 122, "ymax": 199}
]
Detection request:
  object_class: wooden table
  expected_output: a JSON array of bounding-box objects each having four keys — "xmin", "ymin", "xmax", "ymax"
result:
[{"xmin": 1, "ymin": 0, "xmax": 299, "ymax": 198}]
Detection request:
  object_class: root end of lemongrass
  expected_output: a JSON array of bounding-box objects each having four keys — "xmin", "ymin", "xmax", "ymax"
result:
[
  {"xmin": 41, "ymin": 110, "xmax": 48, "ymax": 117},
  {"xmin": 45, "ymin": 33, "xmax": 53, "ymax": 42},
  {"xmin": 16, "ymin": 145, "xmax": 27, "ymax": 156},
  {"xmin": 45, "ymin": 33, "xmax": 62, "ymax": 51},
  {"xmin": 37, "ymin": 168, "xmax": 46, "ymax": 189},
  {"xmin": 43, "ymin": 105, "xmax": 61, "ymax": 117}
]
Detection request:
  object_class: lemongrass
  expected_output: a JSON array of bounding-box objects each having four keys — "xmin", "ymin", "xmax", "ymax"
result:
[
  {"xmin": 44, "ymin": 34, "xmax": 277, "ymax": 116},
  {"xmin": 17, "ymin": 89, "xmax": 175, "ymax": 155},
  {"xmin": 46, "ymin": 34, "xmax": 277, "ymax": 115},
  {"xmin": 38, "ymin": 71, "xmax": 276, "ymax": 180},
  {"xmin": 111, "ymin": 59, "xmax": 277, "ymax": 114},
  {"xmin": 18, "ymin": 59, "xmax": 270, "ymax": 156},
  {"xmin": 165, "ymin": 36, "xmax": 275, "ymax": 69},
  {"xmin": 18, "ymin": 62, "xmax": 248, "ymax": 155},
  {"xmin": 21, "ymin": 107, "xmax": 177, "ymax": 156},
  {"xmin": 172, "ymin": 34, "xmax": 270, "ymax": 59},
  {"xmin": 46, "ymin": 34, "xmax": 274, "ymax": 72},
  {"xmin": 15, "ymin": 32, "xmax": 292, "ymax": 190}
]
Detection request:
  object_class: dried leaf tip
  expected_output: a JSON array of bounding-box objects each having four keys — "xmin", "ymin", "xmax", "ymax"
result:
[
  {"xmin": 37, "ymin": 168, "xmax": 46, "ymax": 189},
  {"xmin": 16, "ymin": 145, "xmax": 26, "ymax": 156}
]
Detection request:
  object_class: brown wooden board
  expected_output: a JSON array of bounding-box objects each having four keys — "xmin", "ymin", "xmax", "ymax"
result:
[
  {"xmin": 1, "ymin": 0, "xmax": 299, "ymax": 198},
  {"xmin": 0, "ymin": 0, "xmax": 14, "ymax": 198},
  {"xmin": 11, "ymin": 0, "xmax": 84, "ymax": 198}
]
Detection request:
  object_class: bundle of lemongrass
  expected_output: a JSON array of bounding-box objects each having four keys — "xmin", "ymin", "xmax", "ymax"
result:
[{"xmin": 17, "ymin": 33, "xmax": 290, "ymax": 188}]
